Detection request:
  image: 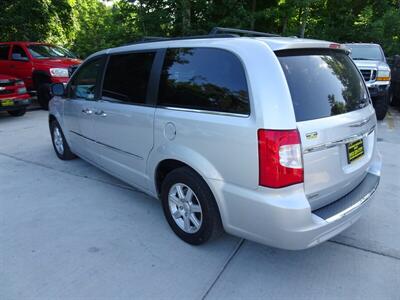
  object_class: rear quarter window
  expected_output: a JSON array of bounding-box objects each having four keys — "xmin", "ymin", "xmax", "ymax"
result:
[
  {"xmin": 277, "ymin": 49, "xmax": 369, "ymax": 122},
  {"xmin": 0, "ymin": 44, "xmax": 10, "ymax": 60},
  {"xmin": 158, "ymin": 47, "xmax": 250, "ymax": 115}
]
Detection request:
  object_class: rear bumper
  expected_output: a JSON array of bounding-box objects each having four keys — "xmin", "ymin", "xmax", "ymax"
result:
[
  {"xmin": 0, "ymin": 95, "xmax": 32, "ymax": 111},
  {"xmin": 209, "ymin": 152, "xmax": 381, "ymax": 250}
]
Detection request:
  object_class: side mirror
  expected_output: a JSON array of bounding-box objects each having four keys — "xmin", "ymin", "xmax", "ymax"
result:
[
  {"xmin": 51, "ymin": 83, "xmax": 65, "ymax": 97},
  {"xmin": 11, "ymin": 53, "xmax": 29, "ymax": 61}
]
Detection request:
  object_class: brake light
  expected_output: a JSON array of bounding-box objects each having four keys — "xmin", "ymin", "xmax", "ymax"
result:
[
  {"xmin": 329, "ymin": 43, "xmax": 341, "ymax": 49},
  {"xmin": 258, "ymin": 129, "xmax": 303, "ymax": 188}
]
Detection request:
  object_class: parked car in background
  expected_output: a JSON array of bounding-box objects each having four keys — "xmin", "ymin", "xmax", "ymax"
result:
[
  {"xmin": 388, "ymin": 54, "xmax": 400, "ymax": 107},
  {"xmin": 0, "ymin": 42, "xmax": 81, "ymax": 109},
  {"xmin": 344, "ymin": 43, "xmax": 391, "ymax": 120},
  {"xmin": 0, "ymin": 74, "xmax": 31, "ymax": 116},
  {"xmin": 49, "ymin": 28, "xmax": 381, "ymax": 250}
]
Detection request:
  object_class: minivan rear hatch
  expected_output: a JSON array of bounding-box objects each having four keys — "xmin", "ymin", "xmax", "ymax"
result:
[{"xmin": 277, "ymin": 49, "xmax": 376, "ymax": 210}]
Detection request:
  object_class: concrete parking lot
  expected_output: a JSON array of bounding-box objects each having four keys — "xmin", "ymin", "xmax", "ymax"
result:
[{"xmin": 1, "ymin": 109, "xmax": 399, "ymax": 299}]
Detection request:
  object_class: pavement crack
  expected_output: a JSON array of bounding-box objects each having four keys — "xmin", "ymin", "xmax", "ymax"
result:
[
  {"xmin": 201, "ymin": 238, "xmax": 245, "ymax": 300},
  {"xmin": 0, "ymin": 151, "xmax": 148, "ymax": 197},
  {"xmin": 329, "ymin": 240, "xmax": 400, "ymax": 261}
]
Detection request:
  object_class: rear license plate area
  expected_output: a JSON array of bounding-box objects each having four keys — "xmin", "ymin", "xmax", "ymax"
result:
[{"xmin": 346, "ymin": 139, "xmax": 364, "ymax": 164}]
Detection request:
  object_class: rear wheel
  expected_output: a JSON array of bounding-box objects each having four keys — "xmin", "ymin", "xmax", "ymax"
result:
[
  {"xmin": 160, "ymin": 167, "xmax": 223, "ymax": 245},
  {"xmin": 373, "ymin": 94, "xmax": 389, "ymax": 120},
  {"xmin": 8, "ymin": 108, "xmax": 26, "ymax": 117},
  {"xmin": 50, "ymin": 120, "xmax": 76, "ymax": 160}
]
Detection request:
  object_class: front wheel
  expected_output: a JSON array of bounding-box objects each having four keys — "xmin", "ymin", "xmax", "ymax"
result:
[
  {"xmin": 161, "ymin": 167, "xmax": 223, "ymax": 245},
  {"xmin": 373, "ymin": 94, "xmax": 389, "ymax": 120},
  {"xmin": 8, "ymin": 108, "xmax": 26, "ymax": 117},
  {"xmin": 390, "ymin": 84, "xmax": 400, "ymax": 107},
  {"xmin": 50, "ymin": 120, "xmax": 76, "ymax": 160},
  {"xmin": 37, "ymin": 83, "xmax": 51, "ymax": 110}
]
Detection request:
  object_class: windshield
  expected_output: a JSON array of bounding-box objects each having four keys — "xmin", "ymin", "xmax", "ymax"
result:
[
  {"xmin": 345, "ymin": 45, "xmax": 383, "ymax": 61},
  {"xmin": 277, "ymin": 49, "xmax": 369, "ymax": 122},
  {"xmin": 28, "ymin": 45, "xmax": 77, "ymax": 59}
]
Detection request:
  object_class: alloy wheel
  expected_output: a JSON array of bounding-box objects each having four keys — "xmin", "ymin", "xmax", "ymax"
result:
[
  {"xmin": 53, "ymin": 127, "xmax": 64, "ymax": 155},
  {"xmin": 168, "ymin": 183, "xmax": 203, "ymax": 234}
]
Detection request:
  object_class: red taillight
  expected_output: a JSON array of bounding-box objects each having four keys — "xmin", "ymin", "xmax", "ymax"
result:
[
  {"xmin": 258, "ymin": 129, "xmax": 303, "ymax": 188},
  {"xmin": 329, "ymin": 43, "xmax": 341, "ymax": 49}
]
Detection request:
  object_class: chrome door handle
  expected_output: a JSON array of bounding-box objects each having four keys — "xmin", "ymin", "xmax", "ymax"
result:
[
  {"xmin": 94, "ymin": 110, "xmax": 107, "ymax": 117},
  {"xmin": 81, "ymin": 108, "xmax": 93, "ymax": 115}
]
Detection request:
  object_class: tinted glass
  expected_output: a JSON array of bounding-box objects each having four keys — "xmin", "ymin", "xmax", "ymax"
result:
[
  {"xmin": 28, "ymin": 45, "xmax": 76, "ymax": 59},
  {"xmin": 102, "ymin": 52, "xmax": 155, "ymax": 104},
  {"xmin": 158, "ymin": 48, "xmax": 249, "ymax": 114},
  {"xmin": 345, "ymin": 44, "xmax": 383, "ymax": 61},
  {"xmin": 277, "ymin": 50, "xmax": 369, "ymax": 122},
  {"xmin": 12, "ymin": 45, "xmax": 28, "ymax": 60},
  {"xmin": 0, "ymin": 45, "xmax": 10, "ymax": 60},
  {"xmin": 70, "ymin": 57, "xmax": 104, "ymax": 100}
]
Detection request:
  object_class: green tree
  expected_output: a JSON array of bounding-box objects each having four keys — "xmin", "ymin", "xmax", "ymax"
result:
[{"xmin": 0, "ymin": 0, "xmax": 74, "ymax": 43}]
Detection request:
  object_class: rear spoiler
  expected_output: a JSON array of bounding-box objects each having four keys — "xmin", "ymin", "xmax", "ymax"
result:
[{"xmin": 259, "ymin": 38, "xmax": 350, "ymax": 54}]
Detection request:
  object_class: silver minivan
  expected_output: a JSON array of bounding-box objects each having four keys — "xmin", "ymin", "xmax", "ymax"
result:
[{"xmin": 49, "ymin": 28, "xmax": 381, "ymax": 250}]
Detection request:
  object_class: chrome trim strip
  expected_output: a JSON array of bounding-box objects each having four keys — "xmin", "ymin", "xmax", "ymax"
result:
[
  {"xmin": 324, "ymin": 176, "xmax": 379, "ymax": 223},
  {"xmin": 159, "ymin": 106, "xmax": 250, "ymax": 118},
  {"xmin": 349, "ymin": 117, "xmax": 370, "ymax": 127},
  {"xmin": 70, "ymin": 130, "xmax": 143, "ymax": 160},
  {"xmin": 303, "ymin": 125, "xmax": 375, "ymax": 154}
]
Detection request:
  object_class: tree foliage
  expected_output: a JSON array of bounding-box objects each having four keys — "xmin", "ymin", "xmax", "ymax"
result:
[{"xmin": 0, "ymin": 0, "xmax": 399, "ymax": 58}]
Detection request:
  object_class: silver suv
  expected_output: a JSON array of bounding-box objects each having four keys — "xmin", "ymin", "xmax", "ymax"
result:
[
  {"xmin": 344, "ymin": 43, "xmax": 391, "ymax": 120},
  {"xmin": 49, "ymin": 28, "xmax": 381, "ymax": 250}
]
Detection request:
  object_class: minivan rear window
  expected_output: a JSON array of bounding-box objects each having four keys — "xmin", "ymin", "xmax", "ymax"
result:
[{"xmin": 277, "ymin": 49, "xmax": 369, "ymax": 122}]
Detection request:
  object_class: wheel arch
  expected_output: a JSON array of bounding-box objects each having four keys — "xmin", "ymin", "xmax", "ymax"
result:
[
  {"xmin": 48, "ymin": 113, "xmax": 57, "ymax": 124},
  {"xmin": 154, "ymin": 159, "xmax": 192, "ymax": 197},
  {"xmin": 150, "ymin": 144, "xmax": 226, "ymax": 219},
  {"xmin": 154, "ymin": 157, "xmax": 225, "ymax": 230},
  {"xmin": 150, "ymin": 146, "xmax": 223, "ymax": 198},
  {"xmin": 48, "ymin": 112, "xmax": 65, "ymax": 134},
  {"xmin": 32, "ymin": 70, "xmax": 51, "ymax": 89}
]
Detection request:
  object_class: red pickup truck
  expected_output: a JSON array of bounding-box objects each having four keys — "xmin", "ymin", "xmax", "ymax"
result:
[
  {"xmin": 0, "ymin": 74, "xmax": 31, "ymax": 116},
  {"xmin": 0, "ymin": 42, "xmax": 81, "ymax": 109}
]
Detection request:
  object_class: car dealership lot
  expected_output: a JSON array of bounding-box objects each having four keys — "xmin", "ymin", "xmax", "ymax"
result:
[{"xmin": 1, "ymin": 109, "xmax": 399, "ymax": 299}]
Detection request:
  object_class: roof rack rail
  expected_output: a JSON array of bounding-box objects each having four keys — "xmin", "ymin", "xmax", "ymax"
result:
[
  {"xmin": 142, "ymin": 36, "xmax": 170, "ymax": 41},
  {"xmin": 209, "ymin": 27, "xmax": 280, "ymax": 37},
  {"xmin": 122, "ymin": 33, "xmax": 239, "ymax": 46}
]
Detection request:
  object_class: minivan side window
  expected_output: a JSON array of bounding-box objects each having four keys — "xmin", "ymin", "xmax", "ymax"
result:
[
  {"xmin": 0, "ymin": 44, "xmax": 10, "ymax": 60},
  {"xmin": 102, "ymin": 52, "xmax": 156, "ymax": 104},
  {"xmin": 158, "ymin": 48, "xmax": 250, "ymax": 115},
  {"xmin": 70, "ymin": 57, "xmax": 104, "ymax": 100}
]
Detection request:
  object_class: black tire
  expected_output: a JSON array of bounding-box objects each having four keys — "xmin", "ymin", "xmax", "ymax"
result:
[
  {"xmin": 392, "ymin": 84, "xmax": 400, "ymax": 107},
  {"xmin": 389, "ymin": 87, "xmax": 394, "ymax": 106},
  {"xmin": 8, "ymin": 108, "xmax": 26, "ymax": 117},
  {"xmin": 50, "ymin": 120, "xmax": 76, "ymax": 160},
  {"xmin": 37, "ymin": 83, "xmax": 51, "ymax": 110},
  {"xmin": 160, "ymin": 167, "xmax": 223, "ymax": 245},
  {"xmin": 373, "ymin": 94, "xmax": 389, "ymax": 120}
]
